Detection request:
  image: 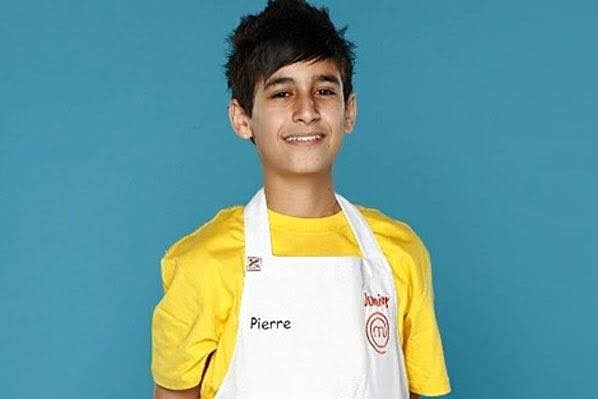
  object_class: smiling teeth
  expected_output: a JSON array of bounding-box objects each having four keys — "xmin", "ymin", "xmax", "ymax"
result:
[{"xmin": 285, "ymin": 135, "xmax": 322, "ymax": 142}]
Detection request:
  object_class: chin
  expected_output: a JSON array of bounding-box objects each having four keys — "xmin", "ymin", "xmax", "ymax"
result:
[
  {"xmin": 263, "ymin": 157, "xmax": 335, "ymax": 178},
  {"xmin": 281, "ymin": 164, "xmax": 332, "ymax": 177}
]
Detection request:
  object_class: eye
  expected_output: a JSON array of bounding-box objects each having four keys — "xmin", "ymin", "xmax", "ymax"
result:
[
  {"xmin": 316, "ymin": 88, "xmax": 336, "ymax": 96},
  {"xmin": 271, "ymin": 91, "xmax": 291, "ymax": 99}
]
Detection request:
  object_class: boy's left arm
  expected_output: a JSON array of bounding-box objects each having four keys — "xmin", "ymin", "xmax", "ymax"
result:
[{"xmin": 402, "ymin": 237, "xmax": 451, "ymax": 397}]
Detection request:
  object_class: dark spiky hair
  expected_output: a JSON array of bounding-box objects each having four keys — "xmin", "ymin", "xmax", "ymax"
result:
[{"xmin": 225, "ymin": 0, "xmax": 356, "ymax": 116}]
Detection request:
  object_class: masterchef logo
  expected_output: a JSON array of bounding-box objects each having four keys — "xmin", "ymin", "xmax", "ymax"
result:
[
  {"xmin": 365, "ymin": 312, "xmax": 390, "ymax": 354},
  {"xmin": 364, "ymin": 292, "xmax": 391, "ymax": 354}
]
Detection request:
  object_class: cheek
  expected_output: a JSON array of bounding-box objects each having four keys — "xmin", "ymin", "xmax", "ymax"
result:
[
  {"xmin": 323, "ymin": 107, "xmax": 346, "ymax": 131},
  {"xmin": 322, "ymin": 100, "xmax": 345, "ymax": 119},
  {"xmin": 252, "ymin": 110, "xmax": 285, "ymax": 135}
]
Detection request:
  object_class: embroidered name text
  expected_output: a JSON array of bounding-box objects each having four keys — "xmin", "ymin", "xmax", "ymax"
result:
[{"xmin": 363, "ymin": 292, "xmax": 390, "ymax": 308}]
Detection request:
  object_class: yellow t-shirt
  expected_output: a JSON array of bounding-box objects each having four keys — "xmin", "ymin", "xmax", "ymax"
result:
[{"xmin": 151, "ymin": 205, "xmax": 451, "ymax": 397}]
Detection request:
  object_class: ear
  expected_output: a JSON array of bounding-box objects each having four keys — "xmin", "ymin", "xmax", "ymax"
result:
[
  {"xmin": 228, "ymin": 99, "xmax": 254, "ymax": 140},
  {"xmin": 343, "ymin": 93, "xmax": 357, "ymax": 133}
]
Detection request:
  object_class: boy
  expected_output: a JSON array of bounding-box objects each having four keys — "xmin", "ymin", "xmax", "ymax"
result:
[{"xmin": 151, "ymin": 1, "xmax": 451, "ymax": 398}]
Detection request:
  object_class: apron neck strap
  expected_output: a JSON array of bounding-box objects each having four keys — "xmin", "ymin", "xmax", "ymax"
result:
[{"xmin": 244, "ymin": 188, "xmax": 385, "ymax": 260}]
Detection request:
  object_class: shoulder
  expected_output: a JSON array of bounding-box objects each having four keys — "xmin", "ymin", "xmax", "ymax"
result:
[
  {"xmin": 164, "ymin": 205, "xmax": 245, "ymax": 260},
  {"xmin": 160, "ymin": 205, "xmax": 245, "ymax": 287},
  {"xmin": 355, "ymin": 205, "xmax": 433, "ymax": 296},
  {"xmin": 356, "ymin": 205, "xmax": 429, "ymax": 258}
]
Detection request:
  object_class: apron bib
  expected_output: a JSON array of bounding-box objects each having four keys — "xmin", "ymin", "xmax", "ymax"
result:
[{"xmin": 214, "ymin": 188, "xmax": 410, "ymax": 398}]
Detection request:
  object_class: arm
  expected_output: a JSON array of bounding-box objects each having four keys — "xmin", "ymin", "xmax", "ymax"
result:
[
  {"xmin": 154, "ymin": 383, "xmax": 200, "ymax": 399},
  {"xmin": 152, "ymin": 252, "xmax": 224, "ymax": 396},
  {"xmin": 402, "ymin": 237, "xmax": 451, "ymax": 398},
  {"xmin": 410, "ymin": 393, "xmax": 420, "ymax": 399}
]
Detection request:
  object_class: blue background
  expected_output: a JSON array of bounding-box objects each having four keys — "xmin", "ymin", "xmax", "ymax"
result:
[{"xmin": 1, "ymin": 0, "xmax": 596, "ymax": 397}]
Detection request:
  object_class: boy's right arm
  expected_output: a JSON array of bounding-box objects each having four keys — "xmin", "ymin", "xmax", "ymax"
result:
[
  {"xmin": 153, "ymin": 249, "xmax": 226, "ymax": 397},
  {"xmin": 154, "ymin": 383, "xmax": 200, "ymax": 399}
]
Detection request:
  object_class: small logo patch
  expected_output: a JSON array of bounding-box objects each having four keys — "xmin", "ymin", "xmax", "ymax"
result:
[{"xmin": 246, "ymin": 256, "xmax": 262, "ymax": 271}]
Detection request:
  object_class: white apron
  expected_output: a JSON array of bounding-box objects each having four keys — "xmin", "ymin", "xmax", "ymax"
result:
[{"xmin": 214, "ymin": 188, "xmax": 410, "ymax": 398}]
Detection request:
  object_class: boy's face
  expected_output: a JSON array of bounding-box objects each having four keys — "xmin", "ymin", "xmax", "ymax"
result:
[{"xmin": 229, "ymin": 59, "xmax": 357, "ymax": 179}]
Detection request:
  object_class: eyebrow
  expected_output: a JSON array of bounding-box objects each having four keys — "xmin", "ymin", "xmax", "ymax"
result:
[{"xmin": 263, "ymin": 74, "xmax": 341, "ymax": 90}]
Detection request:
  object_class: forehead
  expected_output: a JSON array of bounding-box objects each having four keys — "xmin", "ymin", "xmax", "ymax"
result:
[{"xmin": 259, "ymin": 59, "xmax": 343, "ymax": 88}]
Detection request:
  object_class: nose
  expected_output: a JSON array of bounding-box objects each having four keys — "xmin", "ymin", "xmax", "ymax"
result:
[{"xmin": 292, "ymin": 94, "xmax": 320, "ymax": 124}]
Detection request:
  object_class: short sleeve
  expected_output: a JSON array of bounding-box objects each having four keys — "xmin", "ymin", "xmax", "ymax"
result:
[
  {"xmin": 151, "ymin": 255, "xmax": 220, "ymax": 390},
  {"xmin": 403, "ymin": 240, "xmax": 451, "ymax": 396}
]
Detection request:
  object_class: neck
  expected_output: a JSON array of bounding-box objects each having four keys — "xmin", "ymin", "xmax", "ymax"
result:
[{"xmin": 263, "ymin": 171, "xmax": 340, "ymax": 218}]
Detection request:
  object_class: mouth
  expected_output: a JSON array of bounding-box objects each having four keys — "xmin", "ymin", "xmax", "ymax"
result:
[{"xmin": 282, "ymin": 133, "xmax": 325, "ymax": 144}]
